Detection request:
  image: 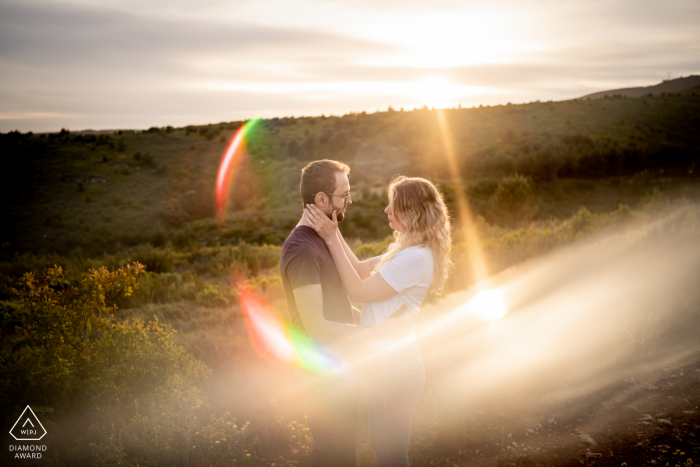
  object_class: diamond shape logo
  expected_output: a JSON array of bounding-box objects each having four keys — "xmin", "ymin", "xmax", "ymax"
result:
[{"xmin": 9, "ymin": 406, "xmax": 47, "ymax": 441}]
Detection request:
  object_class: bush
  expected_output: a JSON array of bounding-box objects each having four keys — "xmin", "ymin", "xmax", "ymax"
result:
[
  {"xmin": 0, "ymin": 263, "xmax": 213, "ymax": 466},
  {"xmin": 186, "ymin": 243, "xmax": 282, "ymax": 277},
  {"xmin": 352, "ymin": 235, "xmax": 393, "ymax": 260},
  {"xmin": 489, "ymin": 174, "xmax": 539, "ymax": 226},
  {"xmin": 569, "ymin": 206, "xmax": 595, "ymax": 234},
  {"xmin": 162, "ymin": 198, "xmax": 189, "ymax": 227},
  {"xmin": 132, "ymin": 244, "xmax": 175, "ymax": 273},
  {"xmin": 195, "ymin": 283, "xmax": 239, "ymax": 308},
  {"xmin": 125, "ymin": 271, "xmax": 200, "ymax": 307},
  {"xmin": 141, "ymin": 152, "xmax": 156, "ymax": 167}
]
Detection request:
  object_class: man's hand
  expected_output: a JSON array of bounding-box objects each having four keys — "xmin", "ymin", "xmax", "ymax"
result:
[{"xmin": 378, "ymin": 304, "xmax": 418, "ymax": 340}]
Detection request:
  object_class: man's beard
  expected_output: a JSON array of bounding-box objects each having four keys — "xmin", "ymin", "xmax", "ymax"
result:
[{"xmin": 326, "ymin": 206, "xmax": 345, "ymax": 222}]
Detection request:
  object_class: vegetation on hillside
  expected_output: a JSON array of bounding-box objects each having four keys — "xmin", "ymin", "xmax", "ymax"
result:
[
  {"xmin": 1, "ymin": 188, "xmax": 697, "ymax": 466},
  {"xmin": 2, "ymin": 89, "xmax": 700, "ymax": 466},
  {"xmin": 2, "ymin": 91, "xmax": 699, "ymax": 256}
]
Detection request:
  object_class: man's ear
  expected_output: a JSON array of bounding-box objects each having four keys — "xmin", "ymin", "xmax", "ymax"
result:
[{"xmin": 314, "ymin": 192, "xmax": 326, "ymax": 207}]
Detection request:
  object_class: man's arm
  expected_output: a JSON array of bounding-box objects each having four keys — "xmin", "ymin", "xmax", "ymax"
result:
[{"xmin": 293, "ymin": 284, "xmax": 411, "ymax": 344}]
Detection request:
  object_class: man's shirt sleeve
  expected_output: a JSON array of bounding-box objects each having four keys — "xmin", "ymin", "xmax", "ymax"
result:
[{"xmin": 285, "ymin": 242, "xmax": 321, "ymax": 289}]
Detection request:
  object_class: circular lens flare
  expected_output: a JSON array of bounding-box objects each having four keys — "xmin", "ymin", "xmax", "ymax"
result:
[
  {"xmin": 239, "ymin": 282, "xmax": 342, "ymax": 373},
  {"xmin": 216, "ymin": 118, "xmax": 261, "ymax": 221}
]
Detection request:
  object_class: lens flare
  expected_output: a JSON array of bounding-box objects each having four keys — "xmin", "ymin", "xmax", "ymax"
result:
[
  {"xmin": 435, "ymin": 109, "xmax": 489, "ymax": 285},
  {"xmin": 216, "ymin": 119, "xmax": 261, "ymax": 221},
  {"xmin": 464, "ymin": 289, "xmax": 507, "ymax": 320},
  {"xmin": 239, "ymin": 283, "xmax": 342, "ymax": 373},
  {"xmin": 416, "ymin": 204, "xmax": 700, "ymax": 421}
]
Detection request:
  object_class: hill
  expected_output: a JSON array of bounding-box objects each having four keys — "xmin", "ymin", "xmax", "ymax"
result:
[
  {"xmin": 2, "ymin": 85, "xmax": 700, "ymax": 467},
  {"xmin": 2, "ymin": 90, "xmax": 700, "ymax": 258},
  {"xmin": 580, "ymin": 75, "xmax": 700, "ymax": 99}
]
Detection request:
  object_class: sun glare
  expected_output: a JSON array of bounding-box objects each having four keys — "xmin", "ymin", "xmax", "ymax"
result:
[
  {"xmin": 353, "ymin": 5, "xmax": 534, "ymax": 69},
  {"xmin": 204, "ymin": 78, "xmax": 497, "ymax": 109},
  {"xmin": 464, "ymin": 289, "xmax": 507, "ymax": 321},
  {"xmin": 411, "ymin": 76, "xmax": 459, "ymax": 108}
]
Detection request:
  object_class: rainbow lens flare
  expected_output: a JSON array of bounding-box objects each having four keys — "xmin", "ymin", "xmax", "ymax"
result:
[
  {"xmin": 216, "ymin": 119, "xmax": 261, "ymax": 220},
  {"xmin": 239, "ymin": 283, "xmax": 343, "ymax": 373}
]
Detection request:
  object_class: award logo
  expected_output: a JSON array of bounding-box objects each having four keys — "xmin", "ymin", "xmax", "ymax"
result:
[{"xmin": 9, "ymin": 406, "xmax": 47, "ymax": 441}]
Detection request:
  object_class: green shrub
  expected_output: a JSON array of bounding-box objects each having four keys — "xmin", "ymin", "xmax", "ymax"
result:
[
  {"xmin": 243, "ymin": 274, "xmax": 285, "ymax": 305},
  {"xmin": 0, "ymin": 263, "xmax": 214, "ymax": 466},
  {"xmin": 186, "ymin": 243, "xmax": 282, "ymax": 277},
  {"xmin": 125, "ymin": 271, "xmax": 200, "ymax": 307},
  {"xmin": 141, "ymin": 152, "xmax": 156, "ymax": 167},
  {"xmin": 131, "ymin": 244, "xmax": 175, "ymax": 273},
  {"xmin": 613, "ymin": 203, "xmax": 633, "ymax": 221},
  {"xmin": 195, "ymin": 283, "xmax": 239, "ymax": 308},
  {"xmin": 489, "ymin": 174, "xmax": 539, "ymax": 226},
  {"xmin": 352, "ymin": 235, "xmax": 393, "ymax": 260},
  {"xmin": 162, "ymin": 198, "xmax": 189, "ymax": 227},
  {"xmin": 0, "ymin": 251, "xmax": 102, "ymax": 299},
  {"xmin": 569, "ymin": 206, "xmax": 595, "ymax": 234}
]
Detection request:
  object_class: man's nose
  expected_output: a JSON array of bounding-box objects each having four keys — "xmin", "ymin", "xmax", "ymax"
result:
[{"xmin": 346, "ymin": 194, "xmax": 352, "ymax": 205}]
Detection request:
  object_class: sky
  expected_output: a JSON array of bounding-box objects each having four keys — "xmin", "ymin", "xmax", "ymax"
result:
[{"xmin": 1, "ymin": 0, "xmax": 699, "ymax": 132}]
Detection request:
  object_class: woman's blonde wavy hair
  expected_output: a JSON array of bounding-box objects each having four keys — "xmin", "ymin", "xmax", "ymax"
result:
[{"xmin": 373, "ymin": 176, "xmax": 452, "ymax": 295}]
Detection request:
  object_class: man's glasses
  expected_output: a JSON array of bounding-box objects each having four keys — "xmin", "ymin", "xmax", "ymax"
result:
[{"xmin": 313, "ymin": 192, "xmax": 351, "ymax": 203}]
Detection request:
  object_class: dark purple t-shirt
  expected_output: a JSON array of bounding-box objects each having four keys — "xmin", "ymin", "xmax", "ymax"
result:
[{"xmin": 280, "ymin": 225, "xmax": 353, "ymax": 334}]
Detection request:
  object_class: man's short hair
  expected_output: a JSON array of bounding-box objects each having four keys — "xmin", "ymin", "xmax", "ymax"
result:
[{"xmin": 300, "ymin": 160, "xmax": 350, "ymax": 207}]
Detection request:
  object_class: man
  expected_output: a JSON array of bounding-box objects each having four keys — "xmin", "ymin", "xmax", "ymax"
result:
[{"xmin": 280, "ymin": 159, "xmax": 412, "ymax": 467}]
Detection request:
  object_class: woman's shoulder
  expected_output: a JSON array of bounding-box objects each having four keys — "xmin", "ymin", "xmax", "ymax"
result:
[
  {"xmin": 379, "ymin": 246, "xmax": 434, "ymax": 290},
  {"xmin": 389, "ymin": 246, "xmax": 433, "ymax": 267},
  {"xmin": 396, "ymin": 245, "xmax": 433, "ymax": 259}
]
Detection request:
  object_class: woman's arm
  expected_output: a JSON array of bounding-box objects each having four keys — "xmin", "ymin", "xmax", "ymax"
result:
[
  {"xmin": 305, "ymin": 205, "xmax": 398, "ymax": 303},
  {"xmin": 293, "ymin": 284, "xmax": 412, "ymax": 343},
  {"xmin": 337, "ymin": 231, "xmax": 381, "ymax": 280}
]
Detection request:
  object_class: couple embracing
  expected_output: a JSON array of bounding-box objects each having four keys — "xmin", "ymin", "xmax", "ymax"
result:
[{"xmin": 280, "ymin": 159, "xmax": 451, "ymax": 467}]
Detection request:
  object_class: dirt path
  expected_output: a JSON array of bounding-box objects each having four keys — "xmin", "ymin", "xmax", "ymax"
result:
[{"xmin": 425, "ymin": 363, "xmax": 700, "ymax": 467}]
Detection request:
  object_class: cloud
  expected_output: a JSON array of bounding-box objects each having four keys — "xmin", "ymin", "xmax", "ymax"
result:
[
  {"xmin": 0, "ymin": 111, "xmax": 76, "ymax": 120},
  {"xmin": 0, "ymin": 0, "xmax": 699, "ymax": 131},
  {"xmin": 0, "ymin": 1, "xmax": 393, "ymax": 67},
  {"xmin": 0, "ymin": 0, "xmax": 399, "ymax": 130}
]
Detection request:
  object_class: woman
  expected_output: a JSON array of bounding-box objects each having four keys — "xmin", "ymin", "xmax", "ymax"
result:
[{"xmin": 304, "ymin": 175, "xmax": 452, "ymax": 467}]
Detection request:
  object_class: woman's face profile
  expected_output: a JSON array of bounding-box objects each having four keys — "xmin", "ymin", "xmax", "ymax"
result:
[{"xmin": 385, "ymin": 202, "xmax": 406, "ymax": 232}]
